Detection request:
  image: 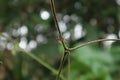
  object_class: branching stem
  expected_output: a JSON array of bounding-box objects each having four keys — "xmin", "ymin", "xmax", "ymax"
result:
[
  {"xmin": 50, "ymin": 0, "xmax": 120, "ymax": 80},
  {"xmin": 50, "ymin": 0, "xmax": 70, "ymax": 80}
]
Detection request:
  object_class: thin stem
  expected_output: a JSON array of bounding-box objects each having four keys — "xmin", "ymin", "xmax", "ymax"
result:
[
  {"xmin": 21, "ymin": 49, "xmax": 60, "ymax": 78},
  {"xmin": 67, "ymin": 52, "xmax": 70, "ymax": 80},
  {"xmin": 50, "ymin": 0, "xmax": 69, "ymax": 80},
  {"xmin": 50, "ymin": 0, "xmax": 67, "ymax": 49},
  {"xmin": 56, "ymin": 52, "xmax": 68, "ymax": 80},
  {"xmin": 0, "ymin": 34, "xmax": 66, "ymax": 80},
  {"xmin": 69, "ymin": 38, "xmax": 120, "ymax": 51}
]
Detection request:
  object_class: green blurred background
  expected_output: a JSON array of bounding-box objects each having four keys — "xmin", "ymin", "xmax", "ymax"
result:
[{"xmin": 0, "ymin": 0, "xmax": 120, "ymax": 80}]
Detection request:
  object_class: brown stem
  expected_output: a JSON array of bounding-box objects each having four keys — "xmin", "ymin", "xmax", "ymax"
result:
[
  {"xmin": 67, "ymin": 52, "xmax": 70, "ymax": 80},
  {"xmin": 50, "ymin": 0, "xmax": 70, "ymax": 80},
  {"xmin": 69, "ymin": 38, "xmax": 120, "ymax": 51},
  {"xmin": 56, "ymin": 51, "xmax": 69, "ymax": 80},
  {"xmin": 50, "ymin": 0, "xmax": 67, "ymax": 49}
]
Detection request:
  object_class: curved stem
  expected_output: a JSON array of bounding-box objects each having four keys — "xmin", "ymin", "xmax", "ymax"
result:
[
  {"xmin": 0, "ymin": 34, "xmax": 66, "ymax": 80},
  {"xmin": 21, "ymin": 49, "xmax": 66, "ymax": 80},
  {"xmin": 69, "ymin": 38, "xmax": 120, "ymax": 51}
]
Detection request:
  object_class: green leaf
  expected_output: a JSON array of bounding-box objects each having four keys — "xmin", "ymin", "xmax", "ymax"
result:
[{"xmin": 69, "ymin": 45, "xmax": 113, "ymax": 79}]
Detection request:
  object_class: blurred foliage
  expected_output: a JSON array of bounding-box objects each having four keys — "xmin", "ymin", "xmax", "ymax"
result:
[{"xmin": 0, "ymin": 0, "xmax": 120, "ymax": 80}]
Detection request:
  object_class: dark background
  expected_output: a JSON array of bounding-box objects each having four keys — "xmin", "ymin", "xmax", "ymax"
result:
[{"xmin": 0, "ymin": 0, "xmax": 120, "ymax": 80}]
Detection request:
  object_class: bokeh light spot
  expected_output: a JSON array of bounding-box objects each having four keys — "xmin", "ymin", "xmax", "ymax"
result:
[{"xmin": 40, "ymin": 10, "xmax": 50, "ymax": 20}]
